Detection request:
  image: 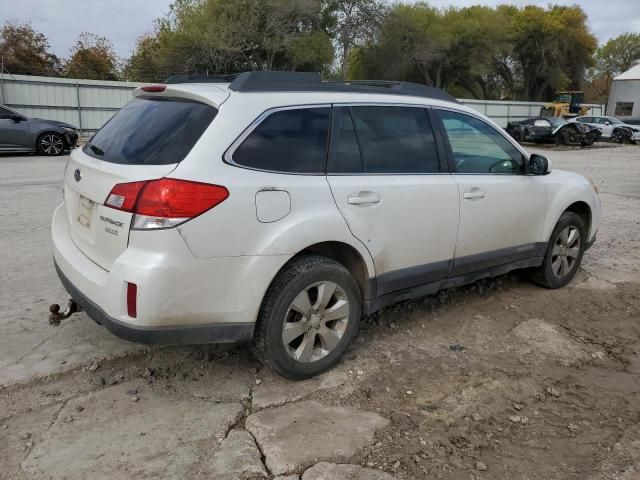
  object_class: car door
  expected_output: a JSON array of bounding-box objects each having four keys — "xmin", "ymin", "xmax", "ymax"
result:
[
  {"xmin": 434, "ymin": 108, "xmax": 547, "ymax": 276},
  {"xmin": 326, "ymin": 105, "xmax": 459, "ymax": 297},
  {"xmin": 593, "ymin": 117, "xmax": 613, "ymax": 137},
  {"xmin": 0, "ymin": 106, "xmax": 32, "ymax": 149}
]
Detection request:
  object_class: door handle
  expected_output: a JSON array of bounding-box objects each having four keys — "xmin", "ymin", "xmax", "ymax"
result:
[
  {"xmin": 347, "ymin": 191, "xmax": 381, "ymax": 205},
  {"xmin": 463, "ymin": 189, "xmax": 486, "ymax": 200}
]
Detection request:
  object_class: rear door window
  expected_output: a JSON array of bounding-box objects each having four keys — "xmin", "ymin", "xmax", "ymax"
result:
[
  {"xmin": 232, "ymin": 107, "xmax": 330, "ymax": 173},
  {"xmin": 84, "ymin": 97, "xmax": 217, "ymax": 165},
  {"xmin": 328, "ymin": 106, "xmax": 439, "ymax": 174}
]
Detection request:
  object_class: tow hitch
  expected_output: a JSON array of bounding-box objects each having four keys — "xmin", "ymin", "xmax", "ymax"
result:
[{"xmin": 49, "ymin": 300, "xmax": 82, "ymax": 326}]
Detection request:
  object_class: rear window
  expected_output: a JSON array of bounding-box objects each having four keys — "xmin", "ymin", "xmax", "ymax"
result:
[
  {"xmin": 84, "ymin": 97, "xmax": 217, "ymax": 165},
  {"xmin": 231, "ymin": 107, "xmax": 330, "ymax": 173}
]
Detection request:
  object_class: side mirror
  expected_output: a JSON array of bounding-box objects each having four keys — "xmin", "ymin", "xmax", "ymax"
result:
[
  {"xmin": 10, "ymin": 114, "xmax": 25, "ymax": 123},
  {"xmin": 604, "ymin": 121, "xmax": 611, "ymax": 125},
  {"xmin": 529, "ymin": 154, "xmax": 550, "ymax": 175}
]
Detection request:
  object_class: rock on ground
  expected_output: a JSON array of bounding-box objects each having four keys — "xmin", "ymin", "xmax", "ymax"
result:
[
  {"xmin": 302, "ymin": 463, "xmax": 396, "ymax": 479},
  {"xmin": 21, "ymin": 382, "xmax": 244, "ymax": 479},
  {"xmin": 246, "ymin": 400, "xmax": 389, "ymax": 475},
  {"xmin": 204, "ymin": 429, "xmax": 267, "ymax": 480}
]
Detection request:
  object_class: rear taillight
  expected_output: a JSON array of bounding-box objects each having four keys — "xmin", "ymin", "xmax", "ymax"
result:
[
  {"xmin": 104, "ymin": 178, "xmax": 229, "ymax": 230},
  {"xmin": 105, "ymin": 181, "xmax": 146, "ymax": 212}
]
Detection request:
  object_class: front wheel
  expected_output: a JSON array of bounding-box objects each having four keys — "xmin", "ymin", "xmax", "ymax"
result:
[
  {"xmin": 611, "ymin": 129, "xmax": 626, "ymax": 144},
  {"xmin": 528, "ymin": 212, "xmax": 586, "ymax": 288},
  {"xmin": 37, "ymin": 133, "xmax": 65, "ymax": 156},
  {"xmin": 252, "ymin": 255, "xmax": 361, "ymax": 379}
]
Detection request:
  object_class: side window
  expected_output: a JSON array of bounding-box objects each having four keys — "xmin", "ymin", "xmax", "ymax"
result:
[
  {"xmin": 233, "ymin": 107, "xmax": 330, "ymax": 173},
  {"xmin": 438, "ymin": 110, "xmax": 524, "ymax": 174},
  {"xmin": 329, "ymin": 106, "xmax": 439, "ymax": 174}
]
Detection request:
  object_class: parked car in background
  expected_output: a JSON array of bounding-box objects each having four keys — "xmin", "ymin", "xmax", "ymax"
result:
[
  {"xmin": 623, "ymin": 118, "xmax": 640, "ymax": 126},
  {"xmin": 0, "ymin": 104, "xmax": 78, "ymax": 155},
  {"xmin": 568, "ymin": 115, "xmax": 640, "ymax": 144},
  {"xmin": 52, "ymin": 72, "xmax": 600, "ymax": 379},
  {"xmin": 506, "ymin": 116, "xmax": 601, "ymax": 146}
]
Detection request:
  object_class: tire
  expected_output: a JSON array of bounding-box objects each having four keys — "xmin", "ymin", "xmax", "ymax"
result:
[
  {"xmin": 252, "ymin": 255, "xmax": 361, "ymax": 379},
  {"xmin": 37, "ymin": 132, "xmax": 66, "ymax": 156},
  {"xmin": 611, "ymin": 129, "xmax": 625, "ymax": 144},
  {"xmin": 528, "ymin": 212, "xmax": 587, "ymax": 289}
]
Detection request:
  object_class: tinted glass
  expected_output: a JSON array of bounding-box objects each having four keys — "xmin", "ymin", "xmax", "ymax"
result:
[
  {"xmin": 439, "ymin": 110, "xmax": 524, "ymax": 174},
  {"xmin": 233, "ymin": 108, "xmax": 330, "ymax": 173},
  {"xmin": 348, "ymin": 106, "xmax": 439, "ymax": 173},
  {"xmin": 84, "ymin": 97, "xmax": 217, "ymax": 165},
  {"xmin": 327, "ymin": 107, "xmax": 363, "ymax": 173},
  {"xmin": 0, "ymin": 107, "xmax": 14, "ymax": 118}
]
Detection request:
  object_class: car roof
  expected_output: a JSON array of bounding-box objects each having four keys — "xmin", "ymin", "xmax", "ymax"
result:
[{"xmin": 162, "ymin": 71, "xmax": 460, "ymax": 106}]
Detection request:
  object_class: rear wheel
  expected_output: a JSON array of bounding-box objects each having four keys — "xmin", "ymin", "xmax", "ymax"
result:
[
  {"xmin": 252, "ymin": 255, "xmax": 361, "ymax": 379},
  {"xmin": 528, "ymin": 212, "xmax": 586, "ymax": 288},
  {"xmin": 37, "ymin": 132, "xmax": 65, "ymax": 156}
]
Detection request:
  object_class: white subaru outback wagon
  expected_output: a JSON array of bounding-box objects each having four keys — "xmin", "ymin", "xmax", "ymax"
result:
[{"xmin": 52, "ymin": 71, "xmax": 600, "ymax": 378}]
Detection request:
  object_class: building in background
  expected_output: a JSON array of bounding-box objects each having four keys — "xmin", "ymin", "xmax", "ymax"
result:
[{"xmin": 607, "ymin": 65, "xmax": 640, "ymax": 118}]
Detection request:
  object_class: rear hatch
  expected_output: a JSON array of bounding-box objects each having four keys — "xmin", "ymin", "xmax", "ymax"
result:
[{"xmin": 64, "ymin": 88, "xmax": 225, "ymax": 270}]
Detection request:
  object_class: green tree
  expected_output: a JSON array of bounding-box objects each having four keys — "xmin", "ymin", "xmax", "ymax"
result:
[
  {"xmin": 123, "ymin": 0, "xmax": 334, "ymax": 82},
  {"xmin": 0, "ymin": 21, "xmax": 60, "ymax": 76},
  {"xmin": 512, "ymin": 5, "xmax": 596, "ymax": 101},
  {"xmin": 595, "ymin": 33, "xmax": 640, "ymax": 77},
  {"xmin": 325, "ymin": 0, "xmax": 387, "ymax": 76},
  {"xmin": 65, "ymin": 33, "xmax": 120, "ymax": 80}
]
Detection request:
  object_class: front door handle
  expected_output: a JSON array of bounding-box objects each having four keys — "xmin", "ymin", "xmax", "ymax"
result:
[
  {"xmin": 348, "ymin": 191, "xmax": 381, "ymax": 205},
  {"xmin": 463, "ymin": 188, "xmax": 486, "ymax": 200}
]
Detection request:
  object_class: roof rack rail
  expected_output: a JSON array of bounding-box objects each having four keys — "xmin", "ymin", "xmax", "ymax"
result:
[
  {"xmin": 164, "ymin": 73, "xmax": 239, "ymax": 84},
  {"xmin": 164, "ymin": 71, "xmax": 458, "ymax": 103},
  {"xmin": 227, "ymin": 71, "xmax": 458, "ymax": 103}
]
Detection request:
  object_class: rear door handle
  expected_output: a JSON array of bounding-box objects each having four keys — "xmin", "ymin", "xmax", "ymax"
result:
[
  {"xmin": 463, "ymin": 189, "xmax": 486, "ymax": 200},
  {"xmin": 348, "ymin": 191, "xmax": 381, "ymax": 205}
]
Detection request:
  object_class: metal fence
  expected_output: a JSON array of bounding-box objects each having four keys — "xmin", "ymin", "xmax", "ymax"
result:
[
  {"xmin": 0, "ymin": 74, "xmax": 141, "ymax": 133},
  {"xmin": 0, "ymin": 73, "xmax": 605, "ymax": 132},
  {"xmin": 461, "ymin": 99, "xmax": 605, "ymax": 127}
]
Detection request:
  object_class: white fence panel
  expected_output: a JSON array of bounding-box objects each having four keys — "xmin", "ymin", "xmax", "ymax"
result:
[{"xmin": 0, "ymin": 74, "xmax": 605, "ymax": 132}]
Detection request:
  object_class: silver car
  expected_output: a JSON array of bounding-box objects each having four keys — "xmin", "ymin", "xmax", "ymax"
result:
[
  {"xmin": 0, "ymin": 104, "xmax": 79, "ymax": 155},
  {"xmin": 570, "ymin": 115, "xmax": 640, "ymax": 144}
]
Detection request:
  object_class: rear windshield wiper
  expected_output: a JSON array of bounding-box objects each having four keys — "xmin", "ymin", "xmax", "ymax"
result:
[{"xmin": 88, "ymin": 143, "xmax": 104, "ymax": 156}]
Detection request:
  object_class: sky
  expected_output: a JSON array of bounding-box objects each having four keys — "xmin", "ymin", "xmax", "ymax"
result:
[{"xmin": 2, "ymin": 0, "xmax": 639, "ymax": 60}]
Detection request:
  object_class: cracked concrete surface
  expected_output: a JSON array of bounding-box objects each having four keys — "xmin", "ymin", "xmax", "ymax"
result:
[
  {"xmin": 246, "ymin": 400, "xmax": 389, "ymax": 475},
  {"xmin": 1, "ymin": 145, "xmax": 640, "ymax": 479}
]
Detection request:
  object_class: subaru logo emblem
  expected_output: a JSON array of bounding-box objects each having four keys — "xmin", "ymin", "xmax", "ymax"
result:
[{"xmin": 74, "ymin": 168, "xmax": 82, "ymax": 182}]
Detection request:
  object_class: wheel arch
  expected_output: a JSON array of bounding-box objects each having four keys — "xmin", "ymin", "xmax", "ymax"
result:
[
  {"xmin": 267, "ymin": 241, "xmax": 375, "ymax": 304},
  {"xmin": 564, "ymin": 201, "xmax": 592, "ymax": 238}
]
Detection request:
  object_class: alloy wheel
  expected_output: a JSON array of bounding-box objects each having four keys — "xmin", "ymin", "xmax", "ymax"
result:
[
  {"xmin": 551, "ymin": 225, "xmax": 581, "ymax": 278},
  {"xmin": 282, "ymin": 281, "xmax": 350, "ymax": 363},
  {"xmin": 40, "ymin": 134, "xmax": 64, "ymax": 155}
]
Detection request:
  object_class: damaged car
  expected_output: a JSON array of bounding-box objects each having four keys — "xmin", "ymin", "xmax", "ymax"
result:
[
  {"xmin": 568, "ymin": 116, "xmax": 640, "ymax": 144},
  {"xmin": 506, "ymin": 117, "xmax": 601, "ymax": 146}
]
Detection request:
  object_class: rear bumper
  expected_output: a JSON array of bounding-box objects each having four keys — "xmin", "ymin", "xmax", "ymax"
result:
[
  {"xmin": 52, "ymin": 202, "xmax": 291, "ymax": 344},
  {"xmin": 55, "ymin": 260, "xmax": 254, "ymax": 345}
]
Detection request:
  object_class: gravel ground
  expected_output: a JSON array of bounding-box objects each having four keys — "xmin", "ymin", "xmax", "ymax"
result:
[{"xmin": 1, "ymin": 145, "xmax": 639, "ymax": 479}]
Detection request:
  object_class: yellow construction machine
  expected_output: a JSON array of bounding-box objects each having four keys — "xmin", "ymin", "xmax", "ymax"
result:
[{"xmin": 540, "ymin": 91, "xmax": 590, "ymax": 118}]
